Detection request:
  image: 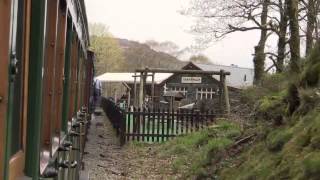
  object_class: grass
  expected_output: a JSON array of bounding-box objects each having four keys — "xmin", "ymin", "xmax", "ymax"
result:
[
  {"xmin": 126, "ymin": 120, "xmax": 241, "ymax": 179},
  {"xmin": 217, "ymin": 45, "xmax": 320, "ymax": 179},
  {"xmin": 219, "ymin": 110, "xmax": 320, "ymax": 180},
  {"xmin": 155, "ymin": 120, "xmax": 241, "ymax": 179}
]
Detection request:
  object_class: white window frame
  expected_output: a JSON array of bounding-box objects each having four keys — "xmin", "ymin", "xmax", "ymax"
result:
[{"xmin": 196, "ymin": 88, "xmax": 217, "ymax": 100}]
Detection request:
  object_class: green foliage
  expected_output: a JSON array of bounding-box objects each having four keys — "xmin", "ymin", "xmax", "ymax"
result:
[
  {"xmin": 240, "ymin": 74, "xmax": 288, "ymax": 107},
  {"xmin": 303, "ymin": 153, "xmax": 320, "ymax": 179},
  {"xmin": 298, "ymin": 88, "xmax": 320, "ymax": 114},
  {"xmin": 217, "ymin": 45, "xmax": 320, "ymax": 180},
  {"xmin": 89, "ymin": 23, "xmax": 126, "ymax": 75},
  {"xmin": 240, "ymin": 86, "xmax": 269, "ymax": 106},
  {"xmin": 157, "ymin": 121, "xmax": 240, "ymax": 179},
  {"xmin": 310, "ymin": 135, "xmax": 320, "ymax": 149},
  {"xmin": 255, "ymin": 92, "xmax": 287, "ymax": 125},
  {"xmin": 300, "ymin": 44, "xmax": 320, "ymax": 88},
  {"xmin": 261, "ymin": 73, "xmax": 288, "ymax": 92},
  {"xmin": 266, "ymin": 129, "xmax": 292, "ymax": 152},
  {"xmin": 219, "ymin": 110, "xmax": 320, "ymax": 180}
]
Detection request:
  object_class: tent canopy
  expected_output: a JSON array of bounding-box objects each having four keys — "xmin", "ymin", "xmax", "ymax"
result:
[{"xmin": 95, "ymin": 72, "xmax": 172, "ymax": 84}]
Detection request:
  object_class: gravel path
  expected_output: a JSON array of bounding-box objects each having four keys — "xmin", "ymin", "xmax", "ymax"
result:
[
  {"xmin": 83, "ymin": 109, "xmax": 127, "ymax": 180},
  {"xmin": 83, "ymin": 108, "xmax": 176, "ymax": 180}
]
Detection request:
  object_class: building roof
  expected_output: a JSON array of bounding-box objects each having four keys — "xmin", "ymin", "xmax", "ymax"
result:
[
  {"xmin": 95, "ymin": 73, "xmax": 173, "ymax": 84},
  {"xmin": 187, "ymin": 62, "xmax": 254, "ymax": 89},
  {"xmin": 96, "ymin": 62, "xmax": 254, "ymax": 88}
]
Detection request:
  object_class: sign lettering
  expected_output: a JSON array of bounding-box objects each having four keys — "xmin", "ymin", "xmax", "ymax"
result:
[{"xmin": 181, "ymin": 77, "xmax": 202, "ymax": 84}]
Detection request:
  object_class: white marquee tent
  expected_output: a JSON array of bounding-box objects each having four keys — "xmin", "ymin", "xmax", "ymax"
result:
[{"xmin": 95, "ymin": 72, "xmax": 173, "ymax": 84}]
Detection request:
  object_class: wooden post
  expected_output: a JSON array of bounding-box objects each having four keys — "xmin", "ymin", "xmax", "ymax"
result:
[
  {"xmin": 114, "ymin": 90, "xmax": 117, "ymax": 104},
  {"xmin": 127, "ymin": 89, "xmax": 131, "ymax": 108},
  {"xmin": 139, "ymin": 72, "xmax": 144, "ymax": 109},
  {"xmin": 219, "ymin": 70, "xmax": 224, "ymax": 112},
  {"xmin": 143, "ymin": 72, "xmax": 147, "ymax": 103},
  {"xmin": 151, "ymin": 72, "xmax": 155, "ymax": 105},
  {"xmin": 133, "ymin": 72, "xmax": 137, "ymax": 107},
  {"xmin": 120, "ymin": 111, "xmax": 126, "ymax": 146},
  {"xmin": 223, "ymin": 73, "xmax": 231, "ymax": 116},
  {"xmin": 220, "ymin": 70, "xmax": 230, "ymax": 116}
]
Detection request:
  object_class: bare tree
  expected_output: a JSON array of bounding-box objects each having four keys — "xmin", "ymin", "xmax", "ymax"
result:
[
  {"xmin": 275, "ymin": 0, "xmax": 289, "ymax": 73},
  {"xmin": 254, "ymin": 0, "xmax": 270, "ymax": 84},
  {"xmin": 184, "ymin": 0, "xmax": 276, "ymax": 83},
  {"xmin": 305, "ymin": 0, "xmax": 316, "ymax": 55},
  {"xmin": 286, "ymin": 0, "xmax": 301, "ymax": 73},
  {"xmin": 184, "ymin": 0, "xmax": 320, "ymax": 77}
]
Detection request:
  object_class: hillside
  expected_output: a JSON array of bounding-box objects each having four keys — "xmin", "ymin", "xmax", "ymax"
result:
[{"xmin": 116, "ymin": 38, "xmax": 187, "ymax": 71}]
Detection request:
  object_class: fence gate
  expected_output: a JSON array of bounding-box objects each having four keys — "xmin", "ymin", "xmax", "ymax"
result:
[{"xmin": 119, "ymin": 108, "xmax": 217, "ymax": 145}]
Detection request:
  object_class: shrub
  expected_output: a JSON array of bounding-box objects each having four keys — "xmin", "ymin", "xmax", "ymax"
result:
[
  {"xmin": 255, "ymin": 95, "xmax": 287, "ymax": 125},
  {"xmin": 300, "ymin": 44, "xmax": 320, "ymax": 88},
  {"xmin": 310, "ymin": 135, "xmax": 320, "ymax": 149},
  {"xmin": 267, "ymin": 129, "xmax": 293, "ymax": 152},
  {"xmin": 294, "ymin": 131, "xmax": 311, "ymax": 148},
  {"xmin": 261, "ymin": 73, "xmax": 288, "ymax": 92},
  {"xmin": 240, "ymin": 87, "xmax": 269, "ymax": 106},
  {"xmin": 303, "ymin": 153, "xmax": 320, "ymax": 179},
  {"xmin": 298, "ymin": 88, "xmax": 320, "ymax": 114}
]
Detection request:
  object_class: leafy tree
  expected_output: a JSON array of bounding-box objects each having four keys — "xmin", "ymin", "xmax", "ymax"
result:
[{"xmin": 89, "ymin": 23, "xmax": 126, "ymax": 75}]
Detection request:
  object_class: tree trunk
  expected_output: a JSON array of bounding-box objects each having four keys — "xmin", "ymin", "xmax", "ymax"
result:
[
  {"xmin": 306, "ymin": 0, "xmax": 316, "ymax": 55},
  {"xmin": 253, "ymin": 0, "xmax": 269, "ymax": 84},
  {"xmin": 286, "ymin": 0, "xmax": 300, "ymax": 73},
  {"xmin": 276, "ymin": 0, "xmax": 288, "ymax": 73}
]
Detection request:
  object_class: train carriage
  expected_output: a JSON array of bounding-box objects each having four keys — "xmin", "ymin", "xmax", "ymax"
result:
[{"xmin": 0, "ymin": 0, "xmax": 94, "ymax": 179}]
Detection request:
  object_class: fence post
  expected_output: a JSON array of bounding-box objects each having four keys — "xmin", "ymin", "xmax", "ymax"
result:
[
  {"xmin": 222, "ymin": 71, "xmax": 231, "ymax": 116},
  {"xmin": 195, "ymin": 110, "xmax": 200, "ymax": 131},
  {"xmin": 120, "ymin": 110, "xmax": 126, "ymax": 146},
  {"xmin": 219, "ymin": 70, "xmax": 224, "ymax": 113}
]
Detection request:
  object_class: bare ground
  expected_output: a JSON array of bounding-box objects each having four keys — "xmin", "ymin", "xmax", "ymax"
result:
[
  {"xmin": 83, "ymin": 109, "xmax": 176, "ymax": 180},
  {"xmin": 83, "ymin": 106, "xmax": 252, "ymax": 180},
  {"xmin": 83, "ymin": 109, "xmax": 126, "ymax": 180}
]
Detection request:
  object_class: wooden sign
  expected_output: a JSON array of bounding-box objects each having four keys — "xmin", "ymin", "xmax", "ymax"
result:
[{"xmin": 181, "ymin": 77, "xmax": 202, "ymax": 84}]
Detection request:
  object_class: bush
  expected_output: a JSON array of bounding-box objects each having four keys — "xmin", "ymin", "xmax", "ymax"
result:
[
  {"xmin": 261, "ymin": 73, "xmax": 288, "ymax": 92},
  {"xmin": 300, "ymin": 44, "xmax": 320, "ymax": 88},
  {"xmin": 240, "ymin": 87, "xmax": 269, "ymax": 106},
  {"xmin": 303, "ymin": 153, "xmax": 320, "ymax": 179},
  {"xmin": 298, "ymin": 88, "xmax": 320, "ymax": 114},
  {"xmin": 255, "ymin": 94, "xmax": 287, "ymax": 125},
  {"xmin": 310, "ymin": 136, "xmax": 320, "ymax": 149},
  {"xmin": 267, "ymin": 129, "xmax": 293, "ymax": 152}
]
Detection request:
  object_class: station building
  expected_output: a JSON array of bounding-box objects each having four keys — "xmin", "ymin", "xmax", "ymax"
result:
[{"xmin": 96, "ymin": 62, "xmax": 254, "ymax": 109}]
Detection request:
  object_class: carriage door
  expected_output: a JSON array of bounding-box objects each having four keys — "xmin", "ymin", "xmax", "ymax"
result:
[
  {"xmin": 0, "ymin": 0, "xmax": 13, "ymax": 179},
  {"xmin": 6, "ymin": 0, "xmax": 26, "ymax": 179}
]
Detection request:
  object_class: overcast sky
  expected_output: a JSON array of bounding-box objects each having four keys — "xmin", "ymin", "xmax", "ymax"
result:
[{"xmin": 85, "ymin": 0, "xmax": 259, "ymax": 68}]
